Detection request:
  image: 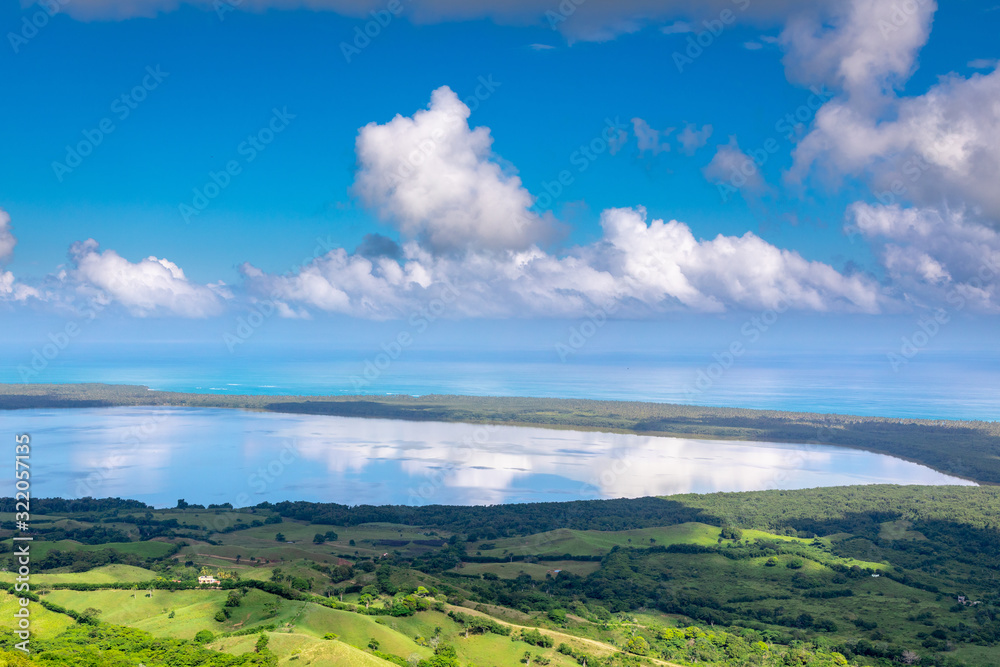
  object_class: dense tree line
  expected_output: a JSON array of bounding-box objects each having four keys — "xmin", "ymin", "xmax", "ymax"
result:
[{"xmin": 0, "ymin": 624, "xmax": 276, "ymax": 665}]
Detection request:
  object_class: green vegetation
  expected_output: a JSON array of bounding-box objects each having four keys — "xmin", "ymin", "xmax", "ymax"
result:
[
  {"xmin": 2, "ymin": 384, "xmax": 999, "ymax": 664},
  {"xmin": 0, "ymin": 484, "xmax": 996, "ymax": 665}
]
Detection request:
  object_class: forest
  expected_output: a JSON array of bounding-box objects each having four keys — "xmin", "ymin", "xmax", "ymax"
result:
[{"xmin": 0, "ymin": 485, "xmax": 998, "ymax": 666}]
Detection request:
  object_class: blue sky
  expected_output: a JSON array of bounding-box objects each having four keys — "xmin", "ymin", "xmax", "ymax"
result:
[{"xmin": 1, "ymin": 0, "xmax": 999, "ymax": 348}]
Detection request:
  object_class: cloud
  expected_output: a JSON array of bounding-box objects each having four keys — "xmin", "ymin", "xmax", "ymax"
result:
[
  {"xmin": 0, "ymin": 209, "xmax": 42, "ymax": 303},
  {"xmin": 246, "ymin": 91, "xmax": 879, "ymax": 319},
  {"xmin": 631, "ymin": 118, "xmax": 672, "ymax": 155},
  {"xmin": 69, "ymin": 239, "xmax": 228, "ymax": 317},
  {"xmin": 243, "ymin": 206, "xmax": 881, "ymax": 318},
  {"xmin": 850, "ymin": 203, "xmax": 1000, "ymax": 312},
  {"xmin": 702, "ymin": 136, "xmax": 767, "ymax": 198},
  {"xmin": 968, "ymin": 58, "xmax": 999, "ymax": 70},
  {"xmin": 790, "ymin": 66, "xmax": 1000, "ymax": 221},
  {"xmin": 353, "ymin": 86, "xmax": 558, "ymax": 253},
  {"xmin": 676, "ymin": 122, "xmax": 713, "ymax": 155},
  {"xmin": 0, "ymin": 209, "xmax": 15, "ymax": 263},
  {"xmin": 53, "ymin": 0, "xmax": 842, "ymax": 43},
  {"xmin": 743, "ymin": 41, "xmax": 763, "ymax": 50},
  {"xmin": 660, "ymin": 20, "xmax": 693, "ymax": 34},
  {"xmin": 0, "ymin": 271, "xmax": 41, "ymax": 302},
  {"xmin": 608, "ymin": 126, "xmax": 629, "ymax": 155},
  {"xmin": 528, "ymin": 43, "xmax": 555, "ymax": 50},
  {"xmin": 779, "ymin": 0, "xmax": 1000, "ymax": 272},
  {"xmin": 779, "ymin": 0, "xmax": 936, "ymax": 107}
]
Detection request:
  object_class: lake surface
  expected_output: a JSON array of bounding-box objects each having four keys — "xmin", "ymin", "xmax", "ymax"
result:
[{"xmin": 4, "ymin": 407, "xmax": 974, "ymax": 508}]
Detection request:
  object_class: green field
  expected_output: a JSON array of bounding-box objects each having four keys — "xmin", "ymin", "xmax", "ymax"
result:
[
  {"xmin": 453, "ymin": 559, "xmax": 602, "ymax": 579},
  {"xmin": 0, "ymin": 564, "xmax": 157, "ymax": 586}
]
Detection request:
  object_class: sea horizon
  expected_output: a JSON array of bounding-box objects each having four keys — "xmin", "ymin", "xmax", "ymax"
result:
[{"xmin": 3, "ymin": 343, "xmax": 997, "ymax": 422}]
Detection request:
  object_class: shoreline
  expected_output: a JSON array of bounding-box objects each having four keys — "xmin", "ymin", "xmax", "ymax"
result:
[{"xmin": 1, "ymin": 383, "xmax": 997, "ymax": 486}]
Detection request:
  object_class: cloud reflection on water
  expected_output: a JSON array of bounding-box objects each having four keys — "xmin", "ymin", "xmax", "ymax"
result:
[{"xmin": 8, "ymin": 407, "xmax": 975, "ymax": 508}]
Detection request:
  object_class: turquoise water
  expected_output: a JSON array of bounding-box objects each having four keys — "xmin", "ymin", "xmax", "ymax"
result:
[
  {"xmin": 2, "ymin": 407, "xmax": 975, "ymax": 508},
  {"xmin": 2, "ymin": 344, "xmax": 998, "ymax": 421}
]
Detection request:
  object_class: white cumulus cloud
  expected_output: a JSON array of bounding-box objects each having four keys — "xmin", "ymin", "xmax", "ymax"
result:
[
  {"xmin": 243, "ymin": 206, "xmax": 881, "ymax": 318},
  {"xmin": 69, "ymin": 239, "xmax": 228, "ymax": 317},
  {"xmin": 354, "ymin": 86, "xmax": 559, "ymax": 253}
]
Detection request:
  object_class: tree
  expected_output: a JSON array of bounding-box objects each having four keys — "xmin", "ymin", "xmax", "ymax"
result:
[
  {"xmin": 368, "ymin": 638, "xmax": 380, "ymax": 651},
  {"xmin": 255, "ymin": 632, "xmax": 269, "ymax": 653},
  {"xmin": 81, "ymin": 607, "xmax": 102, "ymax": 623},
  {"xmin": 313, "ymin": 533, "xmax": 326, "ymax": 544},
  {"xmin": 275, "ymin": 533, "xmax": 286, "ymax": 542},
  {"xmin": 624, "ymin": 635, "xmax": 650, "ymax": 656},
  {"xmin": 176, "ymin": 499, "xmax": 189, "ymax": 509},
  {"xmin": 194, "ymin": 630, "xmax": 214, "ymax": 644}
]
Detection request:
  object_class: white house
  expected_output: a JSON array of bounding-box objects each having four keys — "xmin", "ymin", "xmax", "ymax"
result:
[{"xmin": 198, "ymin": 575, "xmax": 220, "ymax": 585}]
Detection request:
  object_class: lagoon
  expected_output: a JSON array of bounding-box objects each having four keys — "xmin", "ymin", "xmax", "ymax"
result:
[{"xmin": 5, "ymin": 407, "xmax": 974, "ymax": 508}]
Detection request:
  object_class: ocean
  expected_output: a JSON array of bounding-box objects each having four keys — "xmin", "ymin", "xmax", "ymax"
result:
[{"xmin": 2, "ymin": 343, "xmax": 997, "ymax": 421}]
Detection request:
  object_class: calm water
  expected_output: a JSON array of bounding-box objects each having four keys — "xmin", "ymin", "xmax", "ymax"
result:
[
  {"xmin": 2, "ymin": 344, "xmax": 998, "ymax": 421},
  {"xmin": 3, "ymin": 407, "xmax": 974, "ymax": 508}
]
